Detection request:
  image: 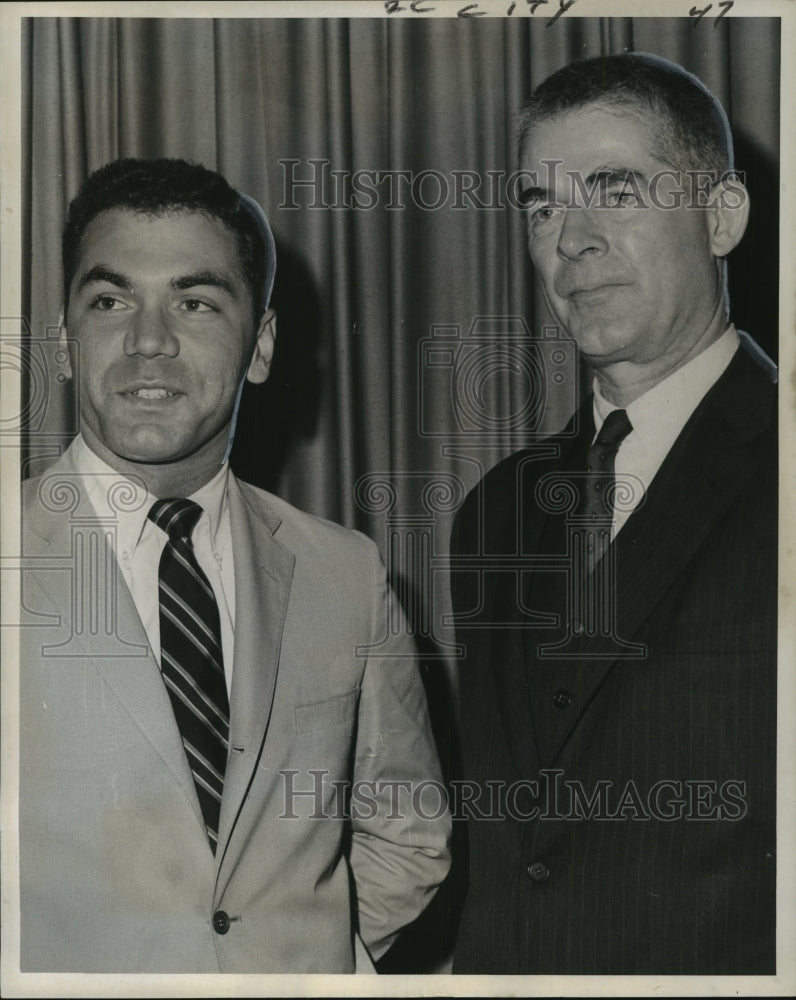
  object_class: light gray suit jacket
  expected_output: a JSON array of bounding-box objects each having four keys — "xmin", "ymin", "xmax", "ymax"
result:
[{"xmin": 19, "ymin": 443, "xmax": 450, "ymax": 973}]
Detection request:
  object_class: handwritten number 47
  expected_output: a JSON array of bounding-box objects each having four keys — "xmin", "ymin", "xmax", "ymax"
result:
[{"xmin": 689, "ymin": 1, "xmax": 734, "ymax": 24}]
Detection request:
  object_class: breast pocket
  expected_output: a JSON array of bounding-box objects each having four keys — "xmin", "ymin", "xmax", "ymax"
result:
[{"xmin": 294, "ymin": 688, "xmax": 360, "ymax": 735}]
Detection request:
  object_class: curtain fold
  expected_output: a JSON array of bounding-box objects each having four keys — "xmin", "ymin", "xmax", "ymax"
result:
[
  {"xmin": 25, "ymin": 15, "xmax": 779, "ymax": 501},
  {"xmin": 22, "ymin": 11, "xmax": 781, "ymax": 650},
  {"xmin": 22, "ymin": 12, "xmax": 781, "ymax": 649}
]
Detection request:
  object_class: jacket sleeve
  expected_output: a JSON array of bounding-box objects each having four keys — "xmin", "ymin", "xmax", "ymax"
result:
[{"xmin": 347, "ymin": 536, "xmax": 452, "ymax": 961}]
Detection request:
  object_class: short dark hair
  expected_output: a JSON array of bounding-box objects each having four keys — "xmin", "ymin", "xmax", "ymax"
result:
[
  {"xmin": 516, "ymin": 53, "xmax": 732, "ymax": 180},
  {"xmin": 62, "ymin": 158, "xmax": 268, "ymax": 319}
]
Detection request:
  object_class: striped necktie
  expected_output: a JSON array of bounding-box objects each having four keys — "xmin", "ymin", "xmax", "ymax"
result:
[
  {"xmin": 148, "ymin": 498, "xmax": 230, "ymax": 854},
  {"xmin": 581, "ymin": 408, "xmax": 633, "ymax": 574}
]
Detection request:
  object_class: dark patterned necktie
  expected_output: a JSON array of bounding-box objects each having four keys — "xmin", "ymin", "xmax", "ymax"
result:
[
  {"xmin": 580, "ymin": 408, "xmax": 633, "ymax": 574},
  {"xmin": 148, "ymin": 498, "xmax": 230, "ymax": 853}
]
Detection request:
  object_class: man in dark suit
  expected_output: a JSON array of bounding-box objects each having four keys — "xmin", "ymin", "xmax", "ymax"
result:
[
  {"xmin": 450, "ymin": 54, "xmax": 777, "ymax": 974},
  {"xmin": 18, "ymin": 158, "xmax": 450, "ymax": 972}
]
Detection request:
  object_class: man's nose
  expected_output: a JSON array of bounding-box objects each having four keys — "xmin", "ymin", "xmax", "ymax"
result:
[
  {"xmin": 123, "ymin": 305, "xmax": 179, "ymax": 358},
  {"xmin": 556, "ymin": 207, "xmax": 608, "ymax": 261}
]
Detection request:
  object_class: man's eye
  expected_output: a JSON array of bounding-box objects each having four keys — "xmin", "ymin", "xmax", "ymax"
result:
[
  {"xmin": 530, "ymin": 205, "xmax": 559, "ymax": 223},
  {"xmin": 90, "ymin": 295, "xmax": 127, "ymax": 312},
  {"xmin": 91, "ymin": 295, "xmax": 125, "ymax": 311},
  {"xmin": 181, "ymin": 299, "xmax": 215, "ymax": 313},
  {"xmin": 605, "ymin": 186, "xmax": 638, "ymax": 208}
]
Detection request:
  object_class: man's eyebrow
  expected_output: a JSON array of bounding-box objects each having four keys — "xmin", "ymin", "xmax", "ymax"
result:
[
  {"xmin": 517, "ymin": 168, "xmax": 649, "ymax": 207},
  {"xmin": 585, "ymin": 167, "xmax": 647, "ymax": 187},
  {"xmin": 170, "ymin": 271, "xmax": 238, "ymax": 298},
  {"xmin": 77, "ymin": 265, "xmax": 131, "ymax": 291},
  {"xmin": 517, "ymin": 185, "xmax": 551, "ymax": 207}
]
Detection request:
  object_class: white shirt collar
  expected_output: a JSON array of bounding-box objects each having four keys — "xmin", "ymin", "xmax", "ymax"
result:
[
  {"xmin": 590, "ymin": 325, "xmax": 740, "ymax": 538},
  {"xmin": 593, "ymin": 324, "xmax": 740, "ymax": 440},
  {"xmin": 70, "ymin": 434, "xmax": 230, "ymax": 551}
]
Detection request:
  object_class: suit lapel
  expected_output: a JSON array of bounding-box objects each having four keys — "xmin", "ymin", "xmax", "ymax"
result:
[
  {"xmin": 27, "ymin": 448, "xmax": 298, "ymax": 871},
  {"xmin": 482, "ymin": 425, "xmax": 588, "ymax": 774},
  {"xmin": 216, "ymin": 477, "xmax": 295, "ymax": 872},
  {"xmin": 523, "ymin": 410, "xmax": 594, "ymax": 766},
  {"xmin": 610, "ymin": 347, "xmax": 774, "ymax": 649},
  {"xmin": 24, "ymin": 450, "xmax": 203, "ymax": 819},
  {"xmin": 531, "ymin": 346, "xmax": 775, "ymax": 766}
]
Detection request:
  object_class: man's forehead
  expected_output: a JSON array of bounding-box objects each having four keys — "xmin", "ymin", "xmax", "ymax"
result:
[
  {"xmin": 80, "ymin": 205, "xmax": 233, "ymax": 237},
  {"xmin": 520, "ymin": 100, "xmax": 658, "ymax": 162},
  {"xmin": 74, "ymin": 207, "xmax": 243, "ymax": 269}
]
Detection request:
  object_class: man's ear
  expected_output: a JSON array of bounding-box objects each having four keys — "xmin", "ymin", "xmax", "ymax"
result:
[
  {"xmin": 246, "ymin": 307, "xmax": 277, "ymax": 384},
  {"xmin": 707, "ymin": 175, "xmax": 750, "ymax": 258},
  {"xmin": 58, "ymin": 308, "xmax": 74, "ymax": 381}
]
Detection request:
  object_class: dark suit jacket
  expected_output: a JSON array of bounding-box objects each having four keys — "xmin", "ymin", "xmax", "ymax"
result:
[{"xmin": 450, "ymin": 340, "xmax": 777, "ymax": 974}]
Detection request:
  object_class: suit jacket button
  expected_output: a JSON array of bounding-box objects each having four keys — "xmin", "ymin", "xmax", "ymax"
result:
[
  {"xmin": 553, "ymin": 689, "xmax": 573, "ymax": 709},
  {"xmin": 527, "ymin": 862, "xmax": 550, "ymax": 882},
  {"xmin": 212, "ymin": 910, "xmax": 231, "ymax": 934}
]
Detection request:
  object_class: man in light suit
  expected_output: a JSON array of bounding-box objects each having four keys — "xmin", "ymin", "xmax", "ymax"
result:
[
  {"xmin": 450, "ymin": 55, "xmax": 777, "ymax": 974},
  {"xmin": 19, "ymin": 158, "xmax": 450, "ymax": 973}
]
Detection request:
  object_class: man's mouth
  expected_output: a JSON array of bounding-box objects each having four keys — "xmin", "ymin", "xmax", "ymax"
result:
[
  {"xmin": 557, "ymin": 280, "xmax": 628, "ymax": 299},
  {"xmin": 129, "ymin": 388, "xmax": 175, "ymax": 399},
  {"xmin": 572, "ymin": 286, "xmax": 613, "ymax": 298}
]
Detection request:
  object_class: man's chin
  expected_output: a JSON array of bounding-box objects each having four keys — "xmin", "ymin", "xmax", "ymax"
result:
[
  {"xmin": 83, "ymin": 418, "xmax": 230, "ymax": 472},
  {"xmin": 100, "ymin": 432, "xmax": 197, "ymax": 468},
  {"xmin": 568, "ymin": 325, "xmax": 635, "ymax": 365}
]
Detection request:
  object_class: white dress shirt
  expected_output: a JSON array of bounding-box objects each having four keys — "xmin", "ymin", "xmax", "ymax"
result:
[
  {"xmin": 592, "ymin": 325, "xmax": 740, "ymax": 539},
  {"xmin": 71, "ymin": 434, "xmax": 236, "ymax": 694}
]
